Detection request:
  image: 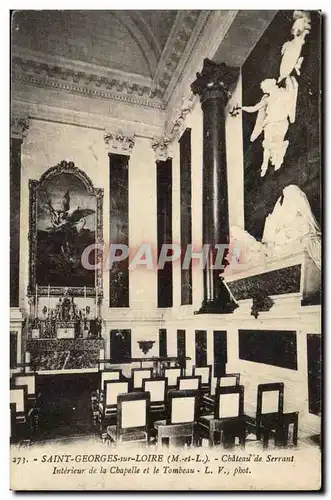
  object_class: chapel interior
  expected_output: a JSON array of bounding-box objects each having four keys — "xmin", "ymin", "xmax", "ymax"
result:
[{"xmin": 10, "ymin": 10, "xmax": 321, "ymax": 450}]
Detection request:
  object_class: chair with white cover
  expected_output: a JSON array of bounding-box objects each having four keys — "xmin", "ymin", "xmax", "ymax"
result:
[
  {"xmin": 193, "ymin": 365, "xmax": 212, "ymax": 393},
  {"xmin": 218, "ymin": 373, "xmax": 240, "ymax": 387},
  {"xmin": 164, "ymin": 367, "xmax": 182, "ymax": 389},
  {"xmin": 154, "ymin": 389, "xmax": 199, "ymax": 447},
  {"xmin": 13, "ymin": 374, "xmax": 37, "ymax": 404},
  {"xmin": 177, "ymin": 376, "xmax": 201, "ymax": 391},
  {"xmin": 197, "ymin": 385, "xmax": 246, "ymax": 448},
  {"xmin": 99, "ymin": 380, "xmax": 129, "ymax": 428},
  {"xmin": 131, "ymin": 368, "xmax": 153, "ymax": 391},
  {"xmin": 142, "ymin": 377, "xmax": 167, "ymax": 411},
  {"xmin": 10, "ymin": 386, "xmax": 27, "ymax": 424},
  {"xmin": 106, "ymin": 392, "xmax": 150, "ymax": 446},
  {"xmin": 91, "ymin": 369, "xmax": 122, "ymax": 421}
]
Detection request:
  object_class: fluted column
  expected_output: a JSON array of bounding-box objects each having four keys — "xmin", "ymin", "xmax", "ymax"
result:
[{"xmin": 191, "ymin": 58, "xmax": 238, "ymax": 314}]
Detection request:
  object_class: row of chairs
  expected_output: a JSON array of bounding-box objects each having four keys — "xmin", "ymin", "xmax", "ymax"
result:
[
  {"xmin": 92, "ymin": 367, "xmax": 239, "ymax": 424},
  {"xmin": 94, "ymin": 368, "xmax": 298, "ymax": 449},
  {"xmin": 101, "ymin": 382, "xmax": 298, "ymax": 448}
]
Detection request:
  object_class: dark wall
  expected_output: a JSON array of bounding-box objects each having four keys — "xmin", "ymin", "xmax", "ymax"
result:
[
  {"xmin": 242, "ymin": 11, "xmax": 321, "ymax": 239},
  {"xmin": 109, "ymin": 154, "xmax": 129, "ymax": 307},
  {"xmin": 179, "ymin": 128, "xmax": 192, "ymax": 305},
  {"xmin": 307, "ymin": 334, "xmax": 322, "ymax": 416},
  {"xmin": 239, "ymin": 329, "xmax": 297, "ymax": 370},
  {"xmin": 10, "ymin": 138, "xmax": 21, "ymax": 307},
  {"xmin": 157, "ymin": 159, "xmax": 173, "ymax": 307}
]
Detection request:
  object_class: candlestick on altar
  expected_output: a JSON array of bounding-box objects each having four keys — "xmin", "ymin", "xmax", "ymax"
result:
[{"xmin": 95, "ymin": 288, "xmax": 98, "ymax": 318}]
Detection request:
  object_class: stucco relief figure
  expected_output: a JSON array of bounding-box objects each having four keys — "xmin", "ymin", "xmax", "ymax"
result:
[
  {"xmin": 278, "ymin": 10, "xmax": 311, "ymax": 83},
  {"xmin": 242, "ymin": 77, "xmax": 298, "ymax": 177},
  {"xmin": 227, "ymin": 185, "xmax": 321, "ymax": 272}
]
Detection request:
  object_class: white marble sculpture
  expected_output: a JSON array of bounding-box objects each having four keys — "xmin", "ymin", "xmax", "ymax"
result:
[
  {"xmin": 228, "ymin": 185, "xmax": 321, "ymax": 272},
  {"xmin": 278, "ymin": 10, "xmax": 311, "ymax": 83},
  {"xmin": 242, "ymin": 76, "xmax": 298, "ymax": 177}
]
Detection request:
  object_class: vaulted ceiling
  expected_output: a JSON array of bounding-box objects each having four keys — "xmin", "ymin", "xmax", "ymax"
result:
[
  {"xmin": 11, "ymin": 10, "xmax": 276, "ymax": 135},
  {"xmin": 12, "ymin": 10, "xmax": 178, "ymax": 79}
]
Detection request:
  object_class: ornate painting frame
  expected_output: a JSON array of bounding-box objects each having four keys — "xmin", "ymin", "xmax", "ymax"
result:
[{"xmin": 28, "ymin": 160, "xmax": 103, "ymax": 297}]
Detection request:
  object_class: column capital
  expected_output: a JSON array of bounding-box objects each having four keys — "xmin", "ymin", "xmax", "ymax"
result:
[
  {"xmin": 10, "ymin": 114, "xmax": 29, "ymax": 141},
  {"xmin": 104, "ymin": 130, "xmax": 135, "ymax": 156},
  {"xmin": 151, "ymin": 136, "xmax": 172, "ymax": 161},
  {"xmin": 191, "ymin": 58, "xmax": 238, "ymax": 105}
]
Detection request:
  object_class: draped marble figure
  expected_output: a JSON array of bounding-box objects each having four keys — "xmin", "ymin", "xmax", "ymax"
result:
[{"xmin": 227, "ymin": 185, "xmax": 321, "ymax": 272}]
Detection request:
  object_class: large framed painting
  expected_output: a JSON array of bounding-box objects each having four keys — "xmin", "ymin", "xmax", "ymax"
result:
[{"xmin": 28, "ymin": 161, "xmax": 103, "ymax": 296}]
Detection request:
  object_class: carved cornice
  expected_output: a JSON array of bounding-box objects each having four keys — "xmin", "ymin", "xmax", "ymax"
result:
[
  {"xmin": 104, "ymin": 131, "xmax": 136, "ymax": 156},
  {"xmin": 12, "ymin": 55, "xmax": 164, "ymax": 110},
  {"xmin": 151, "ymin": 136, "xmax": 172, "ymax": 161},
  {"xmin": 10, "ymin": 113, "xmax": 29, "ymax": 140}
]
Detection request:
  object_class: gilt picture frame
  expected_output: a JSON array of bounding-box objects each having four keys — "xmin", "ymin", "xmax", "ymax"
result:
[{"xmin": 28, "ymin": 160, "xmax": 103, "ymax": 297}]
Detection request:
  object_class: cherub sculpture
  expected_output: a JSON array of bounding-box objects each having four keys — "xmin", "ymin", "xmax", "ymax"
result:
[
  {"xmin": 278, "ymin": 10, "xmax": 311, "ymax": 84},
  {"xmin": 241, "ymin": 76, "xmax": 298, "ymax": 177}
]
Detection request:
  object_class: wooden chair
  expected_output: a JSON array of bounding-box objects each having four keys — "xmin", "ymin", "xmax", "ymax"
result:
[
  {"xmin": 13, "ymin": 374, "xmax": 37, "ymax": 404},
  {"xmin": 197, "ymin": 385, "xmax": 246, "ymax": 448},
  {"xmin": 261, "ymin": 411, "xmax": 299, "ymax": 448},
  {"xmin": 91, "ymin": 369, "xmax": 122, "ymax": 421},
  {"xmin": 164, "ymin": 367, "xmax": 182, "ymax": 389},
  {"xmin": 177, "ymin": 375, "xmax": 201, "ymax": 391},
  {"xmin": 131, "ymin": 368, "xmax": 153, "ymax": 390},
  {"xmin": 98, "ymin": 380, "xmax": 129, "ymax": 426},
  {"xmin": 154, "ymin": 389, "xmax": 199, "ymax": 447},
  {"xmin": 193, "ymin": 365, "xmax": 212, "ymax": 393},
  {"xmin": 10, "ymin": 386, "xmax": 27, "ymax": 424},
  {"xmin": 107, "ymin": 392, "xmax": 150, "ymax": 445},
  {"xmin": 255, "ymin": 383, "xmax": 284, "ymax": 441}
]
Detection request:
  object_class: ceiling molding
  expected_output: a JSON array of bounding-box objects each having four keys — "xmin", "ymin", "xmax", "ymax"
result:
[
  {"xmin": 163, "ymin": 11, "xmax": 211, "ymax": 103},
  {"xmin": 12, "ymin": 45, "xmax": 153, "ymax": 88},
  {"xmin": 153, "ymin": 11, "xmax": 207, "ymax": 99},
  {"xmin": 164, "ymin": 10, "xmax": 238, "ymax": 130},
  {"xmin": 12, "ymin": 55, "xmax": 165, "ymax": 110}
]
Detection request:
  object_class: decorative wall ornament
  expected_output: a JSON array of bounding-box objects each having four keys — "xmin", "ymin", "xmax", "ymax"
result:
[
  {"xmin": 28, "ymin": 160, "xmax": 104, "ymax": 297},
  {"xmin": 278, "ymin": 10, "xmax": 311, "ymax": 83},
  {"xmin": 250, "ymin": 292, "xmax": 274, "ymax": 319},
  {"xmin": 137, "ymin": 340, "xmax": 155, "ymax": 355},
  {"xmin": 151, "ymin": 136, "xmax": 172, "ymax": 160},
  {"xmin": 164, "ymin": 94, "xmax": 195, "ymax": 141},
  {"xmin": 241, "ymin": 76, "xmax": 298, "ymax": 176},
  {"xmin": 10, "ymin": 114, "xmax": 29, "ymax": 141},
  {"xmin": 104, "ymin": 131, "xmax": 135, "ymax": 156}
]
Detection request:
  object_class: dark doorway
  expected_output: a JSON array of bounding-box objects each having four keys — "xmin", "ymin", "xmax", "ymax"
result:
[
  {"xmin": 110, "ymin": 329, "xmax": 131, "ymax": 363},
  {"xmin": 213, "ymin": 330, "xmax": 227, "ymax": 377},
  {"xmin": 195, "ymin": 330, "xmax": 207, "ymax": 367}
]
